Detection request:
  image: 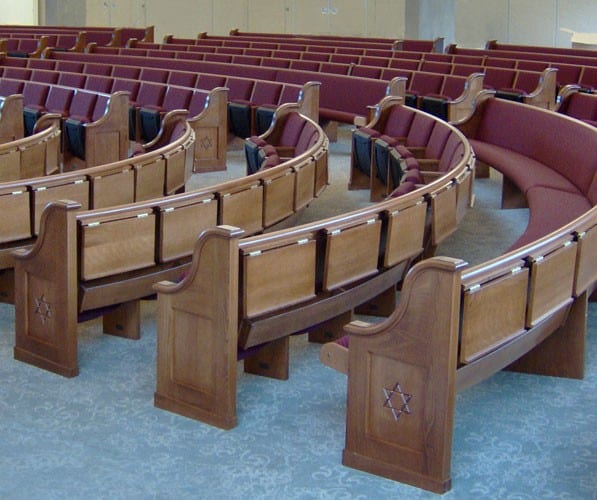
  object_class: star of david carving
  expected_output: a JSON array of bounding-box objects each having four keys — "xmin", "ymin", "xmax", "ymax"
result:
[
  {"xmin": 383, "ymin": 382, "xmax": 412, "ymax": 422},
  {"xmin": 34, "ymin": 294, "xmax": 52, "ymax": 324},
  {"xmin": 199, "ymin": 135, "xmax": 213, "ymax": 150}
]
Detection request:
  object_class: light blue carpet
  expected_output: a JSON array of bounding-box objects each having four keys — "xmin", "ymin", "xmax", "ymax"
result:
[{"xmin": 0, "ymin": 129, "xmax": 595, "ymax": 499}]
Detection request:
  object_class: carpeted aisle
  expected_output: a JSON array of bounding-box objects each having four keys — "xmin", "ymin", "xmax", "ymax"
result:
[{"xmin": 0, "ymin": 127, "xmax": 595, "ymax": 499}]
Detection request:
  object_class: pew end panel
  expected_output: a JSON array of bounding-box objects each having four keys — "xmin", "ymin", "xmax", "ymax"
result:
[
  {"xmin": 188, "ymin": 87, "xmax": 228, "ymax": 173},
  {"xmin": 153, "ymin": 226, "xmax": 244, "ymax": 430},
  {"xmin": 83, "ymin": 91, "xmax": 130, "ymax": 168},
  {"xmin": 340, "ymin": 257, "xmax": 467, "ymax": 494},
  {"xmin": 13, "ymin": 200, "xmax": 82, "ymax": 377}
]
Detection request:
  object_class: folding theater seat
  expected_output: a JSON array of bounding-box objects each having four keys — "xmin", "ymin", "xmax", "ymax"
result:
[
  {"xmin": 352, "ymin": 104, "xmax": 417, "ymax": 181},
  {"xmin": 21, "ymin": 81, "xmax": 49, "ymax": 135},
  {"xmin": 253, "ymin": 85, "xmax": 301, "ymax": 135},
  {"xmin": 0, "ymin": 78, "xmax": 25, "ymax": 98},
  {"xmin": 138, "ymin": 85, "xmax": 192, "ymax": 143},
  {"xmin": 227, "ymin": 80, "xmax": 282, "ymax": 138},
  {"xmin": 23, "ymin": 85, "xmax": 74, "ymax": 136},
  {"xmin": 419, "ymin": 75, "xmax": 467, "ymax": 120},
  {"xmin": 405, "ymin": 71, "xmax": 444, "ymax": 108},
  {"xmin": 244, "ymin": 112, "xmax": 307, "ymax": 175},
  {"xmin": 111, "ymin": 78, "xmax": 141, "ymax": 140},
  {"xmin": 63, "ymin": 89, "xmax": 99, "ymax": 160},
  {"xmin": 129, "ymin": 81, "xmax": 167, "ymax": 142},
  {"xmin": 226, "ymin": 77, "xmax": 256, "ymax": 138}
]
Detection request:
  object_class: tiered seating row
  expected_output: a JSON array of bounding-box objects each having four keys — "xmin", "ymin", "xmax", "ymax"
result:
[
  {"xmin": 0, "ymin": 110, "xmax": 195, "ymax": 274},
  {"xmin": 0, "ymin": 96, "xmax": 60, "ymax": 181},
  {"xmin": 148, "ymin": 104, "xmax": 474, "ymax": 429},
  {"xmin": 0, "ymin": 55, "xmax": 231, "ymax": 172},
  {"xmin": 90, "ymin": 41, "xmax": 558, "ymax": 116},
  {"xmin": 0, "ymin": 24, "xmax": 154, "ymax": 52},
  {"xmin": 34, "ymin": 49, "xmax": 399, "ymax": 130},
  {"xmin": 12, "ymin": 105, "xmax": 330, "ymax": 378},
  {"xmin": 319, "ymin": 96, "xmax": 596, "ymax": 494}
]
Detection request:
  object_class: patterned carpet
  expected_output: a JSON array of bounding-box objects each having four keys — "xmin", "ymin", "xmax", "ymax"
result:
[{"xmin": 0, "ymin": 128, "xmax": 595, "ymax": 499}]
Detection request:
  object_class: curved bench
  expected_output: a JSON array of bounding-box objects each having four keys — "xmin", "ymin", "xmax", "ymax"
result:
[
  {"xmin": 12, "ymin": 105, "xmax": 330, "ymax": 378},
  {"xmin": 0, "ymin": 101, "xmax": 61, "ymax": 180},
  {"xmin": 457, "ymin": 93, "xmax": 595, "ymax": 249},
  {"xmin": 146, "ymin": 105, "xmax": 473, "ymax": 429},
  {"xmin": 319, "ymin": 96, "xmax": 596, "ymax": 494},
  {"xmin": 0, "ymin": 109, "xmax": 195, "ymax": 284}
]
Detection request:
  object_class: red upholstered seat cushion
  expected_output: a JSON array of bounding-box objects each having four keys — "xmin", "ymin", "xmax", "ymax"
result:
[
  {"xmin": 508, "ymin": 186, "xmax": 593, "ymax": 250},
  {"xmin": 468, "ymin": 139, "xmax": 581, "ymax": 195}
]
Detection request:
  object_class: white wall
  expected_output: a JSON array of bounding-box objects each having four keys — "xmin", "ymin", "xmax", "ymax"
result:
[
  {"xmin": 23, "ymin": 0, "xmax": 597, "ymax": 48},
  {"xmin": 0, "ymin": 0, "xmax": 37, "ymax": 24},
  {"xmin": 455, "ymin": 0, "xmax": 597, "ymax": 48}
]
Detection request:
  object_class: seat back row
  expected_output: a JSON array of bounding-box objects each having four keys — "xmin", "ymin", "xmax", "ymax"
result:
[
  {"xmin": 0, "ymin": 53, "xmax": 317, "ymax": 157},
  {"xmin": 0, "ymin": 56, "xmax": 231, "ymax": 172},
  {"xmin": 0, "ymin": 77, "xmax": 130, "ymax": 168},
  {"xmin": 36, "ymin": 49, "xmax": 400, "ymax": 127},
  {"xmin": 11, "ymin": 105, "xmax": 330, "ymax": 379},
  {"xmin": 0, "ymin": 24, "xmax": 154, "ymax": 48}
]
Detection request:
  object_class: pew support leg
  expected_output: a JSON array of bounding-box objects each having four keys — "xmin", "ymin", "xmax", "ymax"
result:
[
  {"xmin": 244, "ymin": 337, "xmax": 289, "ymax": 380},
  {"xmin": 507, "ymin": 292, "xmax": 587, "ymax": 379},
  {"xmin": 102, "ymin": 300, "xmax": 141, "ymax": 340},
  {"xmin": 355, "ymin": 285, "xmax": 397, "ymax": 317},
  {"xmin": 0, "ymin": 268, "xmax": 15, "ymax": 304},
  {"xmin": 308, "ymin": 310, "xmax": 353, "ymax": 344}
]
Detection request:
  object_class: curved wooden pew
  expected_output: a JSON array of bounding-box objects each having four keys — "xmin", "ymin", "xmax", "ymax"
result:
[
  {"xmin": 319, "ymin": 96, "xmax": 596, "ymax": 494},
  {"xmin": 0, "ymin": 105, "xmax": 61, "ymax": 181},
  {"xmin": 12, "ymin": 106, "xmax": 330, "ymax": 378},
  {"xmin": 0, "ymin": 110, "xmax": 195, "ymax": 287},
  {"xmin": 145, "ymin": 107, "xmax": 474, "ymax": 429}
]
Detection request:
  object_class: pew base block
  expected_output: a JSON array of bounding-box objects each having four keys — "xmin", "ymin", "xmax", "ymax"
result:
[
  {"xmin": 507, "ymin": 292, "xmax": 586, "ymax": 380},
  {"xmin": 342, "ymin": 449, "xmax": 451, "ymax": 495},
  {"xmin": 14, "ymin": 346, "xmax": 79, "ymax": 378},
  {"xmin": 102, "ymin": 300, "xmax": 141, "ymax": 340},
  {"xmin": 308, "ymin": 311, "xmax": 353, "ymax": 343},
  {"xmin": 154, "ymin": 392, "xmax": 237, "ymax": 430},
  {"xmin": 244, "ymin": 337, "xmax": 289, "ymax": 380}
]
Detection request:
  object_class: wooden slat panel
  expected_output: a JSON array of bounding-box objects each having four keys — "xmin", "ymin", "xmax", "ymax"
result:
[
  {"xmin": 90, "ymin": 168, "xmax": 135, "ymax": 209},
  {"xmin": 323, "ymin": 219, "xmax": 381, "ymax": 291},
  {"xmin": 294, "ymin": 160, "xmax": 316, "ymax": 211},
  {"xmin": 135, "ymin": 158, "xmax": 165, "ymax": 201},
  {"xmin": 158, "ymin": 198, "xmax": 218, "ymax": 262},
  {"xmin": 32, "ymin": 181, "xmax": 90, "ymax": 234},
  {"xmin": 263, "ymin": 170, "xmax": 295, "ymax": 227},
  {"xmin": 527, "ymin": 242, "xmax": 577, "ymax": 328},
  {"xmin": 219, "ymin": 184, "xmax": 263, "ymax": 234},
  {"xmin": 242, "ymin": 239, "xmax": 316, "ymax": 318},
  {"xmin": 431, "ymin": 183, "xmax": 457, "ymax": 246},
  {"xmin": 0, "ymin": 190, "xmax": 31, "ymax": 243},
  {"xmin": 20, "ymin": 141, "xmax": 46, "ymax": 179},
  {"xmin": 0, "ymin": 149, "xmax": 20, "ymax": 182},
  {"xmin": 574, "ymin": 225, "xmax": 597, "ymax": 297},
  {"xmin": 460, "ymin": 268, "xmax": 529, "ymax": 364},
  {"xmin": 384, "ymin": 201, "xmax": 427, "ymax": 268},
  {"xmin": 79, "ymin": 212, "xmax": 156, "ymax": 280}
]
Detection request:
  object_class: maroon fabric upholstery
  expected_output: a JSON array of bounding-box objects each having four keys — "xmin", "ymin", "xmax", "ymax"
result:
[{"xmin": 509, "ymin": 186, "xmax": 593, "ymax": 250}]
